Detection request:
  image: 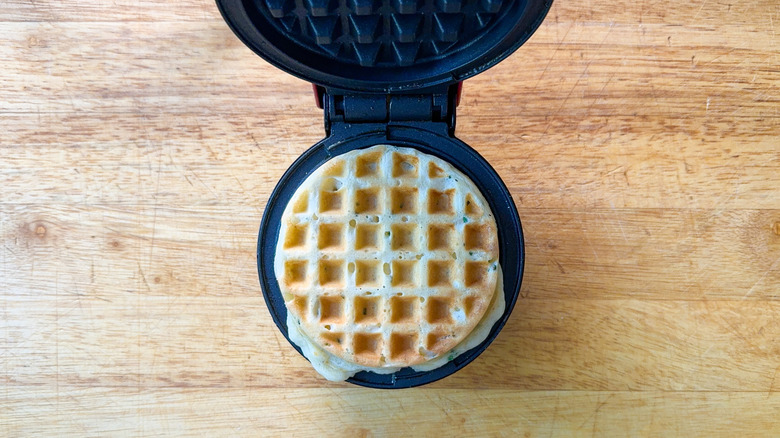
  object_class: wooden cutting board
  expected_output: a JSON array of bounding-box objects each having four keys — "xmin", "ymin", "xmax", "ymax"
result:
[{"xmin": 2, "ymin": 0, "xmax": 778, "ymax": 435}]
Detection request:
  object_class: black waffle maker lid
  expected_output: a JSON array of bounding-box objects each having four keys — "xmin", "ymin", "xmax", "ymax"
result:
[
  {"xmin": 216, "ymin": 0, "xmax": 551, "ymax": 92},
  {"xmin": 216, "ymin": 0, "xmax": 552, "ymax": 388}
]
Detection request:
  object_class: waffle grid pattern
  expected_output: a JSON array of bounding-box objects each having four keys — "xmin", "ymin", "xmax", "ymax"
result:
[
  {"xmin": 260, "ymin": 0, "xmax": 509, "ymax": 67},
  {"xmin": 277, "ymin": 145, "xmax": 498, "ymax": 367}
]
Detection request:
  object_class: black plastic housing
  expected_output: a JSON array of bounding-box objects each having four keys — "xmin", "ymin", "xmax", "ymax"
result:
[{"xmin": 216, "ymin": 0, "xmax": 552, "ymax": 388}]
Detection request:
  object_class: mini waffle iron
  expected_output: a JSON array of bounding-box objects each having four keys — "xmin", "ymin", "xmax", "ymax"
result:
[{"xmin": 216, "ymin": 0, "xmax": 552, "ymax": 388}]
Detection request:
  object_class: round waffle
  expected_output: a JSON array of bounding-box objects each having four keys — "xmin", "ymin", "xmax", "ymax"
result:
[{"xmin": 274, "ymin": 145, "xmax": 499, "ymax": 368}]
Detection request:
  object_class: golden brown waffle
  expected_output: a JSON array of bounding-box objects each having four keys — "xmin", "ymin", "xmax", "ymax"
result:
[{"xmin": 274, "ymin": 145, "xmax": 499, "ymax": 368}]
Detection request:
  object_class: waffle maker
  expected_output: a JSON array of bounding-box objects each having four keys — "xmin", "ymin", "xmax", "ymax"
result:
[{"xmin": 216, "ymin": 0, "xmax": 552, "ymax": 388}]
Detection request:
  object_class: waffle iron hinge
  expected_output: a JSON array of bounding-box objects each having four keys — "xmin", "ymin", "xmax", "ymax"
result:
[{"xmin": 314, "ymin": 83, "xmax": 462, "ymax": 138}]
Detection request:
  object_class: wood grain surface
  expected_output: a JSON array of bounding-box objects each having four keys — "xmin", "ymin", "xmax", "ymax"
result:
[{"xmin": 1, "ymin": 0, "xmax": 778, "ymax": 436}]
